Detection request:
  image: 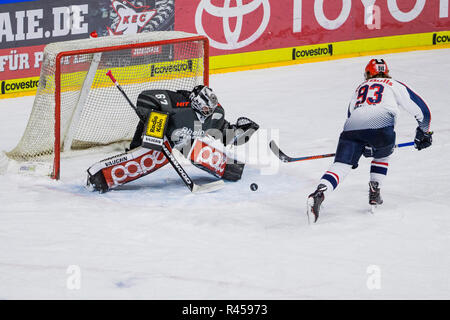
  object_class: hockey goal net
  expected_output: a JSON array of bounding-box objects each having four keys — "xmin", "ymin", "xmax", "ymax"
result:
[{"xmin": 4, "ymin": 31, "xmax": 209, "ymax": 179}]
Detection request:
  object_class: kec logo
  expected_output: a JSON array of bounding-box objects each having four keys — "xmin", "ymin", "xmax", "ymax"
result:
[
  {"xmin": 110, "ymin": 151, "xmax": 166, "ymax": 185},
  {"xmin": 108, "ymin": 0, "xmax": 156, "ymax": 35},
  {"xmin": 195, "ymin": 0, "xmax": 271, "ymax": 50}
]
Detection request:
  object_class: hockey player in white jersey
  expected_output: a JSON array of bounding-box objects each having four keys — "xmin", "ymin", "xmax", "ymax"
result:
[{"xmin": 307, "ymin": 59, "xmax": 433, "ymax": 223}]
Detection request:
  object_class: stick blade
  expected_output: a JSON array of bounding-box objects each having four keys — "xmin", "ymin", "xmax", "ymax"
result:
[
  {"xmin": 269, "ymin": 140, "xmax": 290, "ymax": 162},
  {"xmin": 192, "ymin": 180, "xmax": 225, "ymax": 193}
]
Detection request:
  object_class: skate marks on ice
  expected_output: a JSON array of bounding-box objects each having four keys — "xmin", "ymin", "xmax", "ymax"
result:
[{"xmin": 1, "ymin": 164, "xmax": 302, "ymax": 209}]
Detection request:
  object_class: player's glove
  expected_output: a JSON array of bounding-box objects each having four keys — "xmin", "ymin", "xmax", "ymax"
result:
[
  {"xmin": 414, "ymin": 127, "xmax": 433, "ymax": 150},
  {"xmin": 235, "ymin": 117, "xmax": 259, "ymax": 132},
  {"xmin": 229, "ymin": 117, "xmax": 259, "ymax": 146}
]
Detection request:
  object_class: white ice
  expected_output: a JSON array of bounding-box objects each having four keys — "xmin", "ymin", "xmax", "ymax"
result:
[{"xmin": 0, "ymin": 49, "xmax": 449, "ymax": 299}]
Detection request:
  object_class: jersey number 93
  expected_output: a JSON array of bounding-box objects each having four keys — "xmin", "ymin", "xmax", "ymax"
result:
[{"xmin": 356, "ymin": 84, "xmax": 385, "ymax": 105}]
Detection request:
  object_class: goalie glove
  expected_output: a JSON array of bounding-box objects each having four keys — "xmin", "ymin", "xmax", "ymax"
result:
[
  {"xmin": 414, "ymin": 127, "xmax": 433, "ymax": 150},
  {"xmin": 236, "ymin": 117, "xmax": 259, "ymax": 131},
  {"xmin": 228, "ymin": 117, "xmax": 259, "ymax": 146}
]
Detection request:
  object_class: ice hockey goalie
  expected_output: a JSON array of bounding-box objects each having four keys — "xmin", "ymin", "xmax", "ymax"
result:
[{"xmin": 86, "ymin": 85, "xmax": 259, "ymax": 193}]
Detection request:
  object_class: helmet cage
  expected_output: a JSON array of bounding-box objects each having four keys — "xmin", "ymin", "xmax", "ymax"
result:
[{"xmin": 190, "ymin": 86, "xmax": 219, "ymax": 117}]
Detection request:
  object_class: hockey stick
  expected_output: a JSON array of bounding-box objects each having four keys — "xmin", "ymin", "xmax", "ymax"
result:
[
  {"xmin": 269, "ymin": 140, "xmax": 415, "ymax": 163},
  {"xmin": 106, "ymin": 70, "xmax": 146, "ymax": 120},
  {"xmin": 106, "ymin": 70, "xmax": 224, "ymax": 193}
]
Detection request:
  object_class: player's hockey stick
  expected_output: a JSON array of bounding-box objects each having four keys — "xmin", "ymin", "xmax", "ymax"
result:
[
  {"xmin": 106, "ymin": 70, "xmax": 224, "ymax": 193},
  {"xmin": 269, "ymin": 140, "xmax": 415, "ymax": 163}
]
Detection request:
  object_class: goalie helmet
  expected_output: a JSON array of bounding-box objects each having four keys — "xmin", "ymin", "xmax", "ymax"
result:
[
  {"xmin": 190, "ymin": 85, "xmax": 219, "ymax": 117},
  {"xmin": 365, "ymin": 59, "xmax": 390, "ymax": 79}
]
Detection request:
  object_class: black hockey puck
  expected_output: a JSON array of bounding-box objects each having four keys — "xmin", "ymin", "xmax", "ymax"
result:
[{"xmin": 250, "ymin": 183, "xmax": 258, "ymax": 191}]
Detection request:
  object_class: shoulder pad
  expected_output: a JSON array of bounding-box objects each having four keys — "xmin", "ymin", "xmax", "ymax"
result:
[
  {"xmin": 211, "ymin": 112, "xmax": 223, "ymax": 120},
  {"xmin": 137, "ymin": 89, "xmax": 177, "ymax": 112},
  {"xmin": 137, "ymin": 91, "xmax": 162, "ymax": 110}
]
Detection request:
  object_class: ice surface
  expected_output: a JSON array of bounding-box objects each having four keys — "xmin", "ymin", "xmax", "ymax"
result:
[{"xmin": 0, "ymin": 49, "xmax": 449, "ymax": 299}]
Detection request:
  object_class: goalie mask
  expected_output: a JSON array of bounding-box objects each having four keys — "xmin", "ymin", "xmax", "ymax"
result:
[
  {"xmin": 190, "ymin": 85, "xmax": 219, "ymax": 117},
  {"xmin": 365, "ymin": 59, "xmax": 390, "ymax": 80}
]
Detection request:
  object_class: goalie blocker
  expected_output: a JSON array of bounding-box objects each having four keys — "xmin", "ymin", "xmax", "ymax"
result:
[{"xmin": 87, "ymin": 137, "xmax": 244, "ymax": 193}]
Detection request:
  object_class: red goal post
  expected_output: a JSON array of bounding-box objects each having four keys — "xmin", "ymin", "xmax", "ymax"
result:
[{"xmin": 5, "ymin": 31, "xmax": 209, "ymax": 180}]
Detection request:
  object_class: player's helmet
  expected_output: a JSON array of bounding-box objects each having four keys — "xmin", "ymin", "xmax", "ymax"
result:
[
  {"xmin": 189, "ymin": 85, "xmax": 219, "ymax": 117},
  {"xmin": 365, "ymin": 59, "xmax": 390, "ymax": 79}
]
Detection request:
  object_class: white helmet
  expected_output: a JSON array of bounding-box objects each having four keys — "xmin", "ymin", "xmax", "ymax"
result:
[{"xmin": 190, "ymin": 85, "xmax": 219, "ymax": 117}]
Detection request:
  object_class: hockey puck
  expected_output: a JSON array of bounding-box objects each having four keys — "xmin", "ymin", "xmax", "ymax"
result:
[{"xmin": 250, "ymin": 183, "xmax": 258, "ymax": 191}]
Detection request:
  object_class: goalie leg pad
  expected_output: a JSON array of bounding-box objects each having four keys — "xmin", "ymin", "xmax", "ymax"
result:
[
  {"xmin": 87, "ymin": 170, "xmax": 109, "ymax": 193},
  {"xmin": 187, "ymin": 137, "xmax": 244, "ymax": 181},
  {"xmin": 222, "ymin": 161, "xmax": 245, "ymax": 181},
  {"xmin": 188, "ymin": 138, "xmax": 227, "ymax": 179},
  {"xmin": 87, "ymin": 147, "xmax": 168, "ymax": 192}
]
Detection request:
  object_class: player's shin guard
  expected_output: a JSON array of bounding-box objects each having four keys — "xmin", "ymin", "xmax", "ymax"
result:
[
  {"xmin": 319, "ymin": 162, "xmax": 352, "ymax": 194},
  {"xmin": 86, "ymin": 147, "xmax": 168, "ymax": 193},
  {"xmin": 370, "ymin": 157, "xmax": 389, "ymax": 186},
  {"xmin": 187, "ymin": 137, "xmax": 244, "ymax": 181}
]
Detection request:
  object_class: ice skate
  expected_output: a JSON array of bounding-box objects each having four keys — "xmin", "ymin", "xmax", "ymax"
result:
[
  {"xmin": 307, "ymin": 184, "xmax": 327, "ymax": 223},
  {"xmin": 369, "ymin": 181, "xmax": 383, "ymax": 213}
]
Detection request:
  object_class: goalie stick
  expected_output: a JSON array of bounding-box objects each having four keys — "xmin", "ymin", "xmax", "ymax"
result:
[
  {"xmin": 106, "ymin": 70, "xmax": 224, "ymax": 193},
  {"xmin": 269, "ymin": 140, "xmax": 415, "ymax": 163}
]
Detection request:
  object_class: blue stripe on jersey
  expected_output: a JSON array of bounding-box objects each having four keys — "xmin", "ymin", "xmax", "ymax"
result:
[
  {"xmin": 370, "ymin": 166, "xmax": 388, "ymax": 175},
  {"xmin": 321, "ymin": 174, "xmax": 338, "ymax": 189},
  {"xmin": 398, "ymin": 81, "xmax": 431, "ymax": 131}
]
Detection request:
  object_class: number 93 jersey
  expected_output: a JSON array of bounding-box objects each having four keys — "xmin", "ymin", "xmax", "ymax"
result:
[{"xmin": 343, "ymin": 78, "xmax": 431, "ymax": 132}]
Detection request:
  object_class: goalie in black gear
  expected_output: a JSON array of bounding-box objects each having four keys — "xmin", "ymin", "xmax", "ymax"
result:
[{"xmin": 86, "ymin": 85, "xmax": 259, "ymax": 192}]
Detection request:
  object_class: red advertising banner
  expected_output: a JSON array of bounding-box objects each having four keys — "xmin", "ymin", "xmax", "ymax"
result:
[
  {"xmin": 0, "ymin": 45, "xmax": 45, "ymax": 79},
  {"xmin": 1, "ymin": 0, "xmax": 449, "ymax": 97},
  {"xmin": 174, "ymin": 0, "xmax": 450, "ymax": 56}
]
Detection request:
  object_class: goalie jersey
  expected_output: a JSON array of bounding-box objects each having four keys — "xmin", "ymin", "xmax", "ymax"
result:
[
  {"xmin": 130, "ymin": 89, "xmax": 230, "ymax": 150},
  {"xmin": 344, "ymin": 78, "xmax": 431, "ymax": 132}
]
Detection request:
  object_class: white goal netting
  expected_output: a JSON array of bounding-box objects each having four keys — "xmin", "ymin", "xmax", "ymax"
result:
[{"xmin": 5, "ymin": 31, "xmax": 208, "ymax": 177}]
